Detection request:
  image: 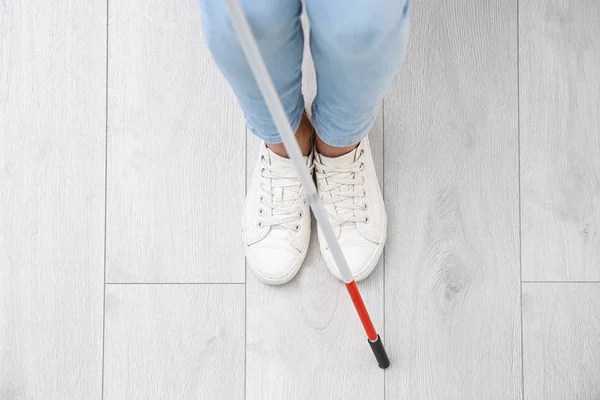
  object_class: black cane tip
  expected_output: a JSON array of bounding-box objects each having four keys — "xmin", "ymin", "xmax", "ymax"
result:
[{"xmin": 368, "ymin": 335, "xmax": 390, "ymax": 369}]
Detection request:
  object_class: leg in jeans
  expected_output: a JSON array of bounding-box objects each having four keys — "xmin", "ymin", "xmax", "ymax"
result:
[
  {"xmin": 306, "ymin": 0, "xmax": 411, "ymax": 152},
  {"xmin": 199, "ymin": 0, "xmax": 312, "ymax": 155},
  {"xmin": 306, "ymin": 0, "xmax": 411, "ymax": 281},
  {"xmin": 200, "ymin": 0, "xmax": 313, "ymax": 284}
]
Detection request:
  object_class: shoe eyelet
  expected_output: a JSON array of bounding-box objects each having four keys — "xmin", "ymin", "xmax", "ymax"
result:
[
  {"xmin": 302, "ymin": 199, "xmax": 307, "ymax": 205},
  {"xmin": 364, "ymin": 216, "xmax": 369, "ymax": 224},
  {"xmin": 360, "ymin": 149, "xmax": 365, "ymax": 156},
  {"xmin": 259, "ymin": 195, "xmax": 264, "ymax": 203},
  {"xmin": 260, "ymin": 168, "xmax": 266, "ymax": 177},
  {"xmin": 257, "ymin": 221, "xmax": 263, "ymax": 228},
  {"xmin": 258, "ymin": 208, "xmax": 264, "ymax": 216},
  {"xmin": 359, "ymin": 162, "xmax": 364, "ymax": 171},
  {"xmin": 294, "ymin": 224, "xmax": 300, "ymax": 232},
  {"xmin": 298, "ymin": 211, "xmax": 303, "ymax": 218},
  {"xmin": 363, "ymin": 204, "xmax": 368, "ymax": 210},
  {"xmin": 362, "ymin": 189, "xmax": 366, "ymax": 196}
]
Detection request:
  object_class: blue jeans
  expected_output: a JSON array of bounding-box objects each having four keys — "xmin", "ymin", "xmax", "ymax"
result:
[{"xmin": 200, "ymin": 0, "xmax": 410, "ymax": 147}]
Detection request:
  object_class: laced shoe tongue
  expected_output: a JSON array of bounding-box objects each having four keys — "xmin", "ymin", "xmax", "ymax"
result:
[
  {"xmin": 264, "ymin": 148, "xmax": 307, "ymax": 231},
  {"xmin": 318, "ymin": 148, "xmax": 359, "ymax": 223}
]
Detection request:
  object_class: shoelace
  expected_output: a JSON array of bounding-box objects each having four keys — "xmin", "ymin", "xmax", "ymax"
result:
[
  {"xmin": 314, "ymin": 151, "xmax": 368, "ymax": 228},
  {"xmin": 258, "ymin": 156, "xmax": 313, "ymax": 231}
]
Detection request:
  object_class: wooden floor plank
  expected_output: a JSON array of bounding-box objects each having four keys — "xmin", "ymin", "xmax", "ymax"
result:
[
  {"xmin": 520, "ymin": 0, "xmax": 600, "ymax": 281},
  {"xmin": 103, "ymin": 284, "xmax": 245, "ymax": 399},
  {"xmin": 383, "ymin": 0, "xmax": 522, "ymax": 398},
  {"xmin": 106, "ymin": 0, "xmax": 246, "ymax": 283},
  {"xmin": 523, "ymin": 283, "xmax": 600, "ymax": 399},
  {"xmin": 0, "ymin": 1, "xmax": 106, "ymax": 398}
]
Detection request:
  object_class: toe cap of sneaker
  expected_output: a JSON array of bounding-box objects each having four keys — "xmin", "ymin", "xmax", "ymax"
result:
[
  {"xmin": 246, "ymin": 246, "xmax": 304, "ymax": 285},
  {"xmin": 323, "ymin": 243, "xmax": 381, "ymax": 282}
]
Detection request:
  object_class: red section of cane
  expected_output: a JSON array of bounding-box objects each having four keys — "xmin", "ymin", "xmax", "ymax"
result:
[
  {"xmin": 345, "ymin": 281, "xmax": 378, "ymax": 341},
  {"xmin": 346, "ymin": 281, "xmax": 390, "ymax": 369}
]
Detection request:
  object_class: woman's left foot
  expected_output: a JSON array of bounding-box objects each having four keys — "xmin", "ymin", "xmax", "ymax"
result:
[{"xmin": 314, "ymin": 136, "xmax": 387, "ymax": 282}]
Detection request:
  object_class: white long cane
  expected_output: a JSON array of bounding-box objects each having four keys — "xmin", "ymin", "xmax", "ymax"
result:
[{"xmin": 224, "ymin": 0, "xmax": 390, "ymax": 368}]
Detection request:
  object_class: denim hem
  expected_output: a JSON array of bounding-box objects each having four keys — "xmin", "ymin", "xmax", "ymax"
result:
[
  {"xmin": 245, "ymin": 95, "xmax": 305, "ymax": 144},
  {"xmin": 311, "ymin": 104, "xmax": 372, "ymax": 147}
]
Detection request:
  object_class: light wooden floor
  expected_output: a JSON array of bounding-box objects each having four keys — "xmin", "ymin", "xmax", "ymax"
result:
[{"xmin": 1, "ymin": 0, "xmax": 599, "ymax": 399}]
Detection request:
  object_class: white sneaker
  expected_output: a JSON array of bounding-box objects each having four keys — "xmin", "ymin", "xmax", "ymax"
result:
[
  {"xmin": 314, "ymin": 136, "xmax": 386, "ymax": 282},
  {"xmin": 242, "ymin": 143, "xmax": 313, "ymax": 285}
]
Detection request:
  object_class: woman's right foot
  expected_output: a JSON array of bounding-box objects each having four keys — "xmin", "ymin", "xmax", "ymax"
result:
[{"xmin": 242, "ymin": 142, "xmax": 313, "ymax": 285}]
